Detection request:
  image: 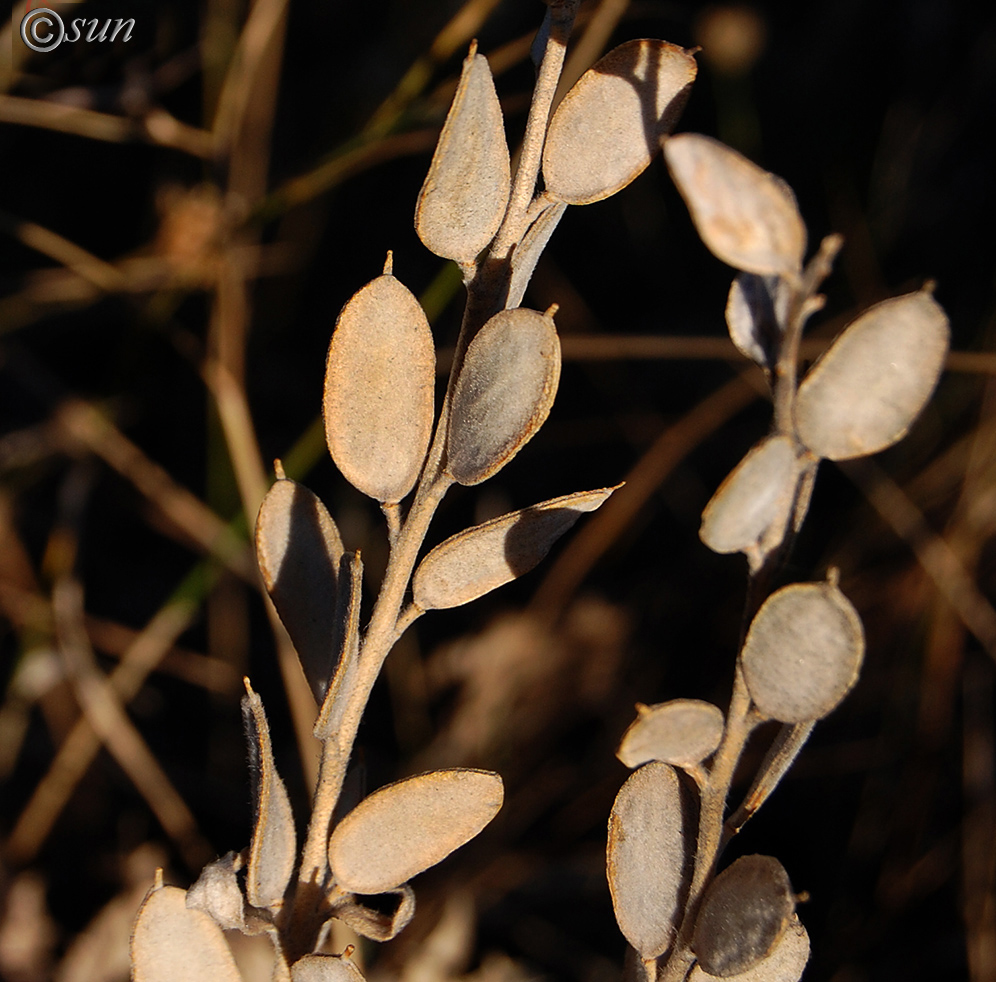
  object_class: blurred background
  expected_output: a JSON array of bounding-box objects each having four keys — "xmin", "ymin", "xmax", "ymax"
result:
[{"xmin": 1, "ymin": 1, "xmax": 994, "ymax": 980}]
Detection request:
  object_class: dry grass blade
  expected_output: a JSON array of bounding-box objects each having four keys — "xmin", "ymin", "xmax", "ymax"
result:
[
  {"xmin": 543, "ymin": 40, "xmax": 697, "ymax": 205},
  {"xmin": 412, "ymin": 486, "xmax": 617, "ymax": 610},
  {"xmin": 131, "ymin": 882, "xmax": 241, "ymax": 982},
  {"xmin": 795, "ymin": 288, "xmax": 950, "ymax": 460},
  {"xmin": 446, "ymin": 307, "xmax": 560, "ymax": 485},
  {"xmin": 607, "ymin": 761, "xmax": 688, "ymax": 958},
  {"xmin": 324, "ymin": 270, "xmax": 435, "ymax": 503},
  {"xmin": 616, "ymin": 699, "xmax": 725, "ymax": 769},
  {"xmin": 415, "ymin": 49, "xmax": 510, "ymax": 262},
  {"xmin": 699, "ymin": 435, "xmax": 800, "ymax": 568},
  {"xmin": 689, "ymin": 915, "xmax": 809, "ymax": 982},
  {"xmin": 256, "ymin": 476, "xmax": 344, "ymax": 700},
  {"xmin": 328, "ymin": 769, "xmax": 503, "ymax": 895},
  {"xmin": 725, "ymin": 273, "xmax": 790, "ymax": 372},
  {"xmin": 243, "ymin": 680, "xmax": 297, "ymax": 910},
  {"xmin": 691, "ymin": 855, "xmax": 795, "ymax": 978},
  {"xmin": 740, "ymin": 579, "xmax": 865, "ymax": 723},
  {"xmin": 291, "ymin": 953, "xmax": 366, "ymax": 982},
  {"xmin": 664, "ymin": 134, "xmax": 807, "ymax": 276}
]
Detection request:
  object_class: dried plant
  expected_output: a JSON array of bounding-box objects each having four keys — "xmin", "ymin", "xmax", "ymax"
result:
[
  {"xmin": 602, "ymin": 134, "xmax": 949, "ymax": 982},
  {"xmin": 130, "ymin": 4, "xmax": 703, "ymax": 979}
]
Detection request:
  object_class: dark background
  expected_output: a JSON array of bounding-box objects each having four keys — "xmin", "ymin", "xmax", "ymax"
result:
[{"xmin": 1, "ymin": 1, "xmax": 995, "ymax": 980}]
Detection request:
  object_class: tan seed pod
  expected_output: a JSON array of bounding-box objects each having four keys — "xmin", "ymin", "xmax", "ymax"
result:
[
  {"xmin": 741, "ymin": 579, "xmax": 865, "ymax": 723},
  {"xmin": 256, "ymin": 476, "xmax": 343, "ymax": 700},
  {"xmin": 689, "ymin": 915, "xmax": 810, "ymax": 982},
  {"xmin": 328, "ymin": 769, "xmax": 504, "ymax": 895},
  {"xmin": 330, "ymin": 885, "xmax": 416, "ymax": 942},
  {"xmin": 324, "ymin": 270, "xmax": 435, "ymax": 503},
  {"xmin": 446, "ymin": 307, "xmax": 560, "ymax": 485},
  {"xmin": 291, "ymin": 954, "xmax": 367, "ymax": 982},
  {"xmin": 415, "ymin": 48, "xmax": 510, "ymax": 262},
  {"xmin": 699, "ymin": 435, "xmax": 801, "ymax": 568},
  {"xmin": 794, "ymin": 288, "xmax": 950, "ymax": 460},
  {"xmin": 691, "ymin": 855, "xmax": 797, "ymax": 978},
  {"xmin": 243, "ymin": 680, "xmax": 297, "ymax": 910},
  {"xmin": 412, "ymin": 486, "xmax": 617, "ymax": 610},
  {"xmin": 607, "ymin": 762, "xmax": 688, "ymax": 958},
  {"xmin": 664, "ymin": 134, "xmax": 807, "ymax": 276},
  {"xmin": 616, "ymin": 698, "xmax": 725, "ymax": 769},
  {"xmin": 725, "ymin": 272, "xmax": 791, "ymax": 371},
  {"xmin": 131, "ymin": 883, "xmax": 241, "ymax": 982},
  {"xmin": 543, "ymin": 40, "xmax": 697, "ymax": 205},
  {"xmin": 185, "ymin": 853, "xmax": 245, "ymax": 932}
]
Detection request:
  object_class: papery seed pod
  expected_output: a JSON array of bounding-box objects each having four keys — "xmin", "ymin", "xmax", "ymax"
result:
[
  {"xmin": 291, "ymin": 953, "xmax": 367, "ymax": 982},
  {"xmin": 700, "ymin": 435, "xmax": 800, "ymax": 569},
  {"xmin": 243, "ymin": 680, "xmax": 297, "ymax": 910},
  {"xmin": 256, "ymin": 475, "xmax": 343, "ymax": 701},
  {"xmin": 543, "ymin": 40, "xmax": 697, "ymax": 205},
  {"xmin": 330, "ymin": 885, "xmax": 416, "ymax": 942},
  {"xmin": 726, "ymin": 273, "xmax": 791, "ymax": 372},
  {"xmin": 665, "ymin": 134, "xmax": 806, "ymax": 276},
  {"xmin": 412, "ymin": 486, "xmax": 617, "ymax": 610},
  {"xmin": 692, "ymin": 856, "xmax": 797, "ymax": 978},
  {"xmin": 324, "ymin": 266, "xmax": 435, "ymax": 503},
  {"xmin": 607, "ymin": 762, "xmax": 688, "ymax": 958},
  {"xmin": 415, "ymin": 47, "xmax": 510, "ymax": 262},
  {"xmin": 446, "ymin": 307, "xmax": 560, "ymax": 485},
  {"xmin": 740, "ymin": 578, "xmax": 865, "ymax": 723},
  {"xmin": 616, "ymin": 699, "xmax": 725, "ymax": 769},
  {"xmin": 329, "ymin": 769, "xmax": 503, "ymax": 895},
  {"xmin": 131, "ymin": 882, "xmax": 241, "ymax": 982},
  {"xmin": 794, "ymin": 288, "xmax": 949, "ymax": 460},
  {"xmin": 689, "ymin": 915, "xmax": 810, "ymax": 982}
]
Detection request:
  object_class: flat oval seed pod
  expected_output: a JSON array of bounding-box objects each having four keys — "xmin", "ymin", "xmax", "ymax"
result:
[
  {"xmin": 607, "ymin": 762, "xmax": 688, "ymax": 958},
  {"xmin": 726, "ymin": 273, "xmax": 791, "ymax": 372},
  {"xmin": 700, "ymin": 436, "xmax": 800, "ymax": 568},
  {"xmin": 243, "ymin": 680, "xmax": 297, "ymax": 910},
  {"xmin": 415, "ymin": 49, "xmax": 510, "ymax": 262},
  {"xmin": 292, "ymin": 954, "xmax": 367, "ymax": 982},
  {"xmin": 794, "ymin": 289, "xmax": 950, "ymax": 460},
  {"xmin": 543, "ymin": 40, "xmax": 697, "ymax": 205},
  {"xmin": 131, "ymin": 884, "xmax": 241, "ymax": 982},
  {"xmin": 324, "ymin": 273, "xmax": 435, "ymax": 503},
  {"xmin": 186, "ymin": 853, "xmax": 245, "ymax": 931},
  {"xmin": 617, "ymin": 699, "xmax": 725, "ymax": 769},
  {"xmin": 741, "ymin": 580, "xmax": 864, "ymax": 723},
  {"xmin": 664, "ymin": 134, "xmax": 806, "ymax": 276},
  {"xmin": 446, "ymin": 308, "xmax": 560, "ymax": 486},
  {"xmin": 329, "ymin": 769, "xmax": 504, "ymax": 895},
  {"xmin": 412, "ymin": 486, "xmax": 617, "ymax": 610},
  {"xmin": 692, "ymin": 855, "xmax": 795, "ymax": 978},
  {"xmin": 256, "ymin": 477, "xmax": 343, "ymax": 701},
  {"xmin": 690, "ymin": 914, "xmax": 809, "ymax": 982}
]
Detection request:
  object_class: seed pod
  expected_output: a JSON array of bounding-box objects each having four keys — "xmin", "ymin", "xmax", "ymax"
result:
[
  {"xmin": 329, "ymin": 885, "xmax": 416, "ymax": 942},
  {"xmin": 726, "ymin": 273, "xmax": 791, "ymax": 372},
  {"xmin": 689, "ymin": 916, "xmax": 810, "ymax": 982},
  {"xmin": 616, "ymin": 699, "xmax": 725, "ymax": 769},
  {"xmin": 700, "ymin": 436, "xmax": 800, "ymax": 568},
  {"xmin": 665, "ymin": 134, "xmax": 806, "ymax": 276},
  {"xmin": 324, "ymin": 269, "xmax": 435, "ymax": 503},
  {"xmin": 291, "ymin": 954, "xmax": 367, "ymax": 982},
  {"xmin": 413, "ymin": 486, "xmax": 617, "ymax": 610},
  {"xmin": 607, "ymin": 762, "xmax": 688, "ymax": 958},
  {"xmin": 131, "ymin": 883, "xmax": 241, "ymax": 982},
  {"xmin": 243, "ymin": 680, "xmax": 297, "ymax": 910},
  {"xmin": 740, "ymin": 579, "xmax": 865, "ymax": 723},
  {"xmin": 329, "ymin": 769, "xmax": 504, "ymax": 895},
  {"xmin": 415, "ymin": 48, "xmax": 510, "ymax": 262},
  {"xmin": 692, "ymin": 855, "xmax": 796, "ymax": 978},
  {"xmin": 446, "ymin": 307, "xmax": 560, "ymax": 485},
  {"xmin": 543, "ymin": 40, "xmax": 697, "ymax": 205},
  {"xmin": 256, "ymin": 476, "xmax": 343, "ymax": 701},
  {"xmin": 794, "ymin": 288, "xmax": 950, "ymax": 460}
]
